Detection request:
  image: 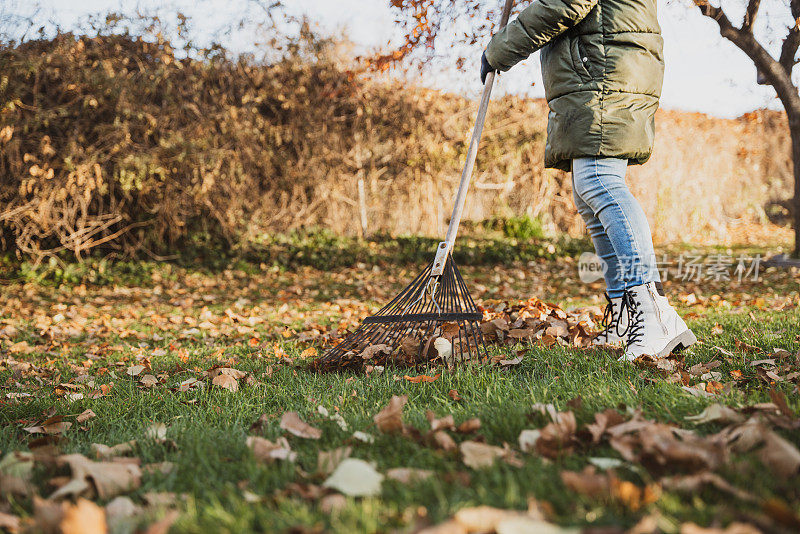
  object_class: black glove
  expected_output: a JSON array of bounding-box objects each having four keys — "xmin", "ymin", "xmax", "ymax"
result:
[{"xmin": 480, "ymin": 51, "xmax": 496, "ymax": 85}]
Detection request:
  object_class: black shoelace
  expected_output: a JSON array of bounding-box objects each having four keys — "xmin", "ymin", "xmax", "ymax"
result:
[
  {"xmin": 617, "ymin": 289, "xmax": 644, "ymax": 345},
  {"xmin": 596, "ymin": 293, "xmax": 616, "ymax": 341}
]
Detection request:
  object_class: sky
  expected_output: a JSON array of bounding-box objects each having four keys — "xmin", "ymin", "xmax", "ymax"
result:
[{"xmin": 14, "ymin": 0, "xmax": 799, "ymax": 118}]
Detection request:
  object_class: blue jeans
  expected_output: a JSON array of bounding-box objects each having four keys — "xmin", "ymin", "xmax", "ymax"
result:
[{"xmin": 572, "ymin": 157, "xmax": 659, "ymax": 298}]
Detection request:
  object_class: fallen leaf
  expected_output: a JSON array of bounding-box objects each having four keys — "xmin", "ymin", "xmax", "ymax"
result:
[
  {"xmin": 320, "ymin": 493, "xmax": 348, "ymax": 514},
  {"xmin": 661, "ymin": 472, "xmax": 755, "ymax": 502},
  {"xmin": 454, "ymin": 506, "xmax": 520, "ymax": 532},
  {"xmin": 318, "ymin": 446, "xmax": 351, "ymax": 475},
  {"xmin": 758, "ymin": 430, "xmax": 800, "ymax": 479},
  {"xmin": 145, "ymin": 423, "xmax": 167, "ymax": 440},
  {"xmin": 427, "ymin": 412, "xmax": 455, "ymax": 432},
  {"xmin": 105, "ymin": 496, "xmax": 140, "ymax": 525},
  {"xmin": 460, "ymin": 441, "xmax": 506, "ymax": 469},
  {"xmin": 518, "ymin": 429, "xmax": 540, "ymax": 453},
  {"xmin": 352, "ymin": 431, "xmax": 375, "ymax": 443},
  {"xmin": 23, "ymin": 415, "xmax": 72, "ymax": 435},
  {"xmin": 143, "ymin": 510, "xmax": 179, "ymax": 534},
  {"xmin": 126, "ymin": 364, "xmax": 145, "ymax": 377},
  {"xmin": 686, "ymin": 404, "xmax": 744, "ymax": 425},
  {"xmin": 536, "ymin": 410, "xmax": 577, "ymax": 459},
  {"xmin": 433, "ymin": 337, "xmax": 452, "ymax": 360},
  {"xmin": 768, "ymin": 388, "xmax": 795, "ymax": 418},
  {"xmin": 322, "ymin": 458, "xmax": 383, "ymax": 497},
  {"xmin": 61, "ymin": 498, "xmax": 106, "ymax": 534},
  {"xmin": 246, "ymin": 436, "xmax": 296, "ymax": 463},
  {"xmin": 212, "ymin": 373, "xmax": 238, "ymax": 392},
  {"xmin": 404, "ymin": 373, "xmax": 440, "ymax": 383},
  {"xmin": 456, "ymin": 418, "xmax": 481, "ymax": 434},
  {"xmin": 448, "ymin": 389, "xmax": 462, "ymax": 401},
  {"xmin": 0, "ymin": 512, "xmax": 21, "ymax": 533},
  {"xmin": 386, "ymin": 467, "xmax": 434, "ymax": 484},
  {"xmin": 433, "ymin": 430, "xmax": 457, "ymax": 451},
  {"xmin": 373, "ymin": 395, "xmax": 407, "ymax": 433},
  {"xmin": 140, "ymin": 374, "xmax": 158, "ymax": 388},
  {"xmin": 91, "ymin": 441, "xmax": 137, "ymax": 459},
  {"xmin": 76, "ymin": 409, "xmax": 97, "ymax": 424},
  {"xmin": 280, "ymin": 411, "xmax": 322, "ymax": 439},
  {"xmin": 57, "ymin": 453, "xmax": 142, "ymax": 499},
  {"xmin": 360, "ymin": 343, "xmax": 393, "ymax": 360}
]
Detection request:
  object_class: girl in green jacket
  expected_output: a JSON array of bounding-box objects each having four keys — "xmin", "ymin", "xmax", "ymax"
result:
[{"xmin": 480, "ymin": 0, "xmax": 696, "ymax": 361}]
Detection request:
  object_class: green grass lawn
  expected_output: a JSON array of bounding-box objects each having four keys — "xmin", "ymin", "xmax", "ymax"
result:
[{"xmin": 1, "ymin": 243, "xmax": 799, "ymax": 533}]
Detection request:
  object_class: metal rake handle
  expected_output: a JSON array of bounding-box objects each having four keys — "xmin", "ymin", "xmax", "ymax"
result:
[{"xmin": 432, "ymin": 0, "xmax": 516, "ymax": 276}]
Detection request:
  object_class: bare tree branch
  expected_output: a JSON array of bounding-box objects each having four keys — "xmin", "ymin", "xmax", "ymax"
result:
[
  {"xmin": 742, "ymin": 0, "xmax": 760, "ymax": 34},
  {"xmin": 694, "ymin": 0, "xmax": 800, "ymax": 118},
  {"xmin": 779, "ymin": 0, "xmax": 800, "ymax": 75}
]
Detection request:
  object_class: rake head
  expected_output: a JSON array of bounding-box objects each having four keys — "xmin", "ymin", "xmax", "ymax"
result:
[{"xmin": 315, "ymin": 254, "xmax": 487, "ymax": 370}]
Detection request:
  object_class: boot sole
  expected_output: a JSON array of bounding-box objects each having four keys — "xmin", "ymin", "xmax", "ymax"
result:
[{"xmin": 655, "ymin": 329, "xmax": 698, "ymax": 358}]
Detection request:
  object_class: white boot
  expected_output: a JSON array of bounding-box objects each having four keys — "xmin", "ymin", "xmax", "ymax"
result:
[
  {"xmin": 618, "ymin": 281, "xmax": 697, "ymax": 362},
  {"xmin": 592, "ymin": 293, "xmax": 627, "ymax": 347}
]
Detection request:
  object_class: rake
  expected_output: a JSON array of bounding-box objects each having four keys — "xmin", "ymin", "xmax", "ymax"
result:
[{"xmin": 317, "ymin": 0, "xmax": 515, "ymax": 369}]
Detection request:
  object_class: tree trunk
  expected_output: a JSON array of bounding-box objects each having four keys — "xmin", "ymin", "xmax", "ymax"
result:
[{"xmin": 792, "ymin": 115, "xmax": 800, "ymax": 258}]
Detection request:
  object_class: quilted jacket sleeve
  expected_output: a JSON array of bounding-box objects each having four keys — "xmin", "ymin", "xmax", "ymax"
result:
[{"xmin": 485, "ymin": 0, "xmax": 599, "ymax": 71}]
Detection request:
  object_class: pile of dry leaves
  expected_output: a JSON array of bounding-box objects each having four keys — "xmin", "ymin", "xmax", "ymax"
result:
[
  {"xmin": 1, "ymin": 418, "xmax": 180, "ymax": 533},
  {"xmin": 312, "ymin": 297, "xmax": 598, "ymax": 371}
]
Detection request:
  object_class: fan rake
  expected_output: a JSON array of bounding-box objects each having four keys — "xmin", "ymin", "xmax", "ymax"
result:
[{"xmin": 316, "ymin": 0, "xmax": 515, "ymax": 370}]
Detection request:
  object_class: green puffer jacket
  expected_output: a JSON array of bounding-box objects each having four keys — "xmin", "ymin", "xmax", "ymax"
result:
[{"xmin": 485, "ymin": 0, "xmax": 664, "ymax": 171}]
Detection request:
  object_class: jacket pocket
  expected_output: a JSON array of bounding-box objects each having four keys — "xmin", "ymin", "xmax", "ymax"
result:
[{"xmin": 569, "ymin": 36, "xmax": 592, "ymax": 83}]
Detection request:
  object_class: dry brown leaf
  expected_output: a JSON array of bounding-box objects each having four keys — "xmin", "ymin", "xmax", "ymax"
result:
[
  {"xmin": 454, "ymin": 506, "xmax": 521, "ymax": 532},
  {"xmin": 23, "ymin": 415, "xmax": 72, "ymax": 435},
  {"xmin": 280, "ymin": 411, "xmax": 322, "ymax": 439},
  {"xmin": 317, "ymin": 446, "xmax": 351, "ymax": 475},
  {"xmin": 91, "ymin": 440, "xmax": 137, "ymax": 459},
  {"xmin": 246, "ymin": 436, "xmax": 296, "ymax": 463},
  {"xmin": 140, "ymin": 374, "xmax": 158, "ymax": 388},
  {"xmin": 106, "ymin": 496, "xmax": 142, "ymax": 531},
  {"xmin": 536, "ymin": 410, "xmax": 577, "ymax": 459},
  {"xmin": 418, "ymin": 520, "xmax": 467, "ymax": 534},
  {"xmin": 33, "ymin": 496, "xmax": 66, "ymax": 533},
  {"xmin": 320, "ymin": 493, "xmax": 348, "ymax": 514},
  {"xmin": 386, "ymin": 467, "xmax": 434, "ymax": 484},
  {"xmin": 61, "ymin": 498, "xmax": 106, "ymax": 534},
  {"xmin": 584, "ymin": 409, "xmax": 626, "ymax": 443},
  {"xmin": 561, "ymin": 467, "xmax": 659, "ymax": 511},
  {"xmin": 76, "ymin": 409, "xmax": 96, "ymax": 424},
  {"xmin": 144, "ymin": 510, "xmax": 179, "ymax": 534},
  {"xmin": 768, "ymin": 388, "xmax": 795, "ymax": 418},
  {"xmin": 427, "ymin": 411, "xmax": 455, "ymax": 432},
  {"xmin": 661, "ymin": 472, "xmax": 756, "ymax": 502},
  {"xmin": 360, "ymin": 344, "xmax": 393, "ymax": 360},
  {"xmin": 212, "ymin": 373, "xmax": 238, "ymax": 392},
  {"xmin": 460, "ymin": 441, "xmax": 506, "ymax": 469},
  {"xmin": 404, "ymin": 373, "xmax": 440, "ymax": 383},
  {"xmin": 433, "ymin": 430, "xmax": 458, "ymax": 451},
  {"xmin": 0, "ymin": 512, "xmax": 21, "ymax": 533},
  {"xmin": 680, "ymin": 522, "xmax": 761, "ymax": 534},
  {"xmin": 374, "ymin": 395, "xmax": 407, "ymax": 433},
  {"xmin": 560, "ymin": 466, "xmax": 609, "ymax": 498},
  {"xmin": 758, "ymin": 430, "xmax": 800, "ymax": 479},
  {"xmin": 456, "ymin": 418, "xmax": 481, "ymax": 434},
  {"xmin": 58, "ymin": 453, "xmax": 142, "ymax": 499},
  {"xmin": 448, "ymin": 389, "xmax": 462, "ymax": 401},
  {"xmin": 685, "ymin": 404, "xmax": 744, "ymax": 425}
]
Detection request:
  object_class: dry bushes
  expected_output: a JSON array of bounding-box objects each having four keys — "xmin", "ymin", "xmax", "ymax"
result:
[{"xmin": 0, "ymin": 32, "xmax": 793, "ymax": 263}]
